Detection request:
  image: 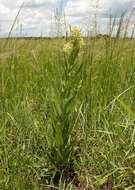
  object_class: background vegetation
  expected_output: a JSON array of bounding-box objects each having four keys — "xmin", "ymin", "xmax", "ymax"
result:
[{"xmin": 0, "ymin": 34, "xmax": 135, "ymax": 189}]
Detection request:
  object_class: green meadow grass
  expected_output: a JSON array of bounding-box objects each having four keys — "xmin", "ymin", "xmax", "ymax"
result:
[{"xmin": 0, "ymin": 37, "xmax": 135, "ymax": 189}]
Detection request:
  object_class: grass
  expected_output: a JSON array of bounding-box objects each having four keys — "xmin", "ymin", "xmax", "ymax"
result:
[{"xmin": 0, "ymin": 36, "xmax": 135, "ymax": 189}]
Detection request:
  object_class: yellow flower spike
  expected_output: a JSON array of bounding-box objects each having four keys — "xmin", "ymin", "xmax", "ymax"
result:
[
  {"xmin": 63, "ymin": 42, "xmax": 73, "ymax": 54},
  {"xmin": 63, "ymin": 26, "xmax": 84, "ymax": 55},
  {"xmin": 71, "ymin": 27, "xmax": 81, "ymax": 39}
]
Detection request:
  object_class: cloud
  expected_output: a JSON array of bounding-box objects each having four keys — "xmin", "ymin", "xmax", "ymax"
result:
[
  {"xmin": 0, "ymin": 0, "xmax": 59, "ymax": 36},
  {"xmin": 0, "ymin": 0, "xmax": 134, "ymax": 37},
  {"xmin": 24, "ymin": 0, "xmax": 58, "ymax": 8},
  {"xmin": 99, "ymin": 0, "xmax": 135, "ymax": 17}
]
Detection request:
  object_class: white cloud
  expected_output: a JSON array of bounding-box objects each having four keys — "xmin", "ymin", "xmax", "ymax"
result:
[
  {"xmin": 0, "ymin": 0, "xmax": 134, "ymax": 37},
  {"xmin": 64, "ymin": 0, "xmax": 135, "ymax": 35}
]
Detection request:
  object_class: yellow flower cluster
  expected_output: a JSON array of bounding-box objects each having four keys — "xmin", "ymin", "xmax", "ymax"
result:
[
  {"xmin": 63, "ymin": 42, "xmax": 73, "ymax": 54},
  {"xmin": 71, "ymin": 27, "xmax": 81, "ymax": 39},
  {"xmin": 63, "ymin": 27, "xmax": 85, "ymax": 54}
]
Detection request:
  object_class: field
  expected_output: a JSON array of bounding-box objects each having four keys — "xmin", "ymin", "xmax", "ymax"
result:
[{"xmin": 0, "ymin": 36, "xmax": 135, "ymax": 189}]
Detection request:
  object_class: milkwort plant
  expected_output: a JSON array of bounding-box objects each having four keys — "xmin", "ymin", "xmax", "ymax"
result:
[{"xmin": 46, "ymin": 27, "xmax": 85, "ymax": 183}]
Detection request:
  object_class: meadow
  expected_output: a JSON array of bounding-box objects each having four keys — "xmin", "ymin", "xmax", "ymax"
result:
[{"xmin": 0, "ymin": 35, "xmax": 135, "ymax": 189}]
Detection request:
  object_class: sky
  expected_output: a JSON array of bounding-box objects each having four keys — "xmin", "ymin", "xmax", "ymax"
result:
[{"xmin": 0, "ymin": 0, "xmax": 134, "ymax": 37}]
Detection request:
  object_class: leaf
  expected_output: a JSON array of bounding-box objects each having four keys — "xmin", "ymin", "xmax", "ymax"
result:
[
  {"xmin": 54, "ymin": 125, "xmax": 63, "ymax": 149},
  {"xmin": 118, "ymin": 99, "xmax": 135, "ymax": 118}
]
